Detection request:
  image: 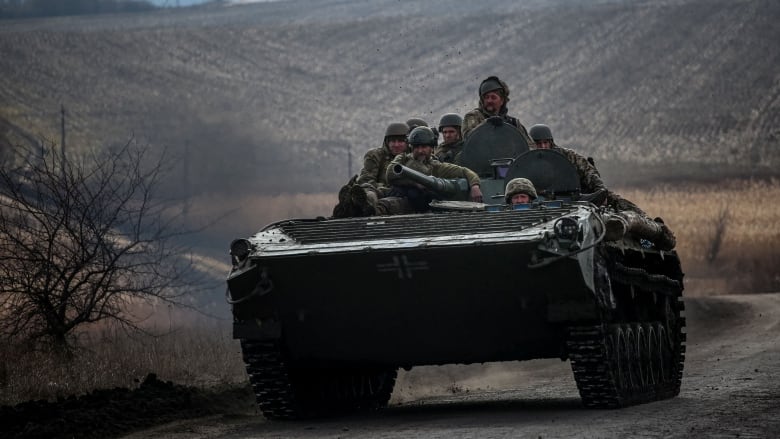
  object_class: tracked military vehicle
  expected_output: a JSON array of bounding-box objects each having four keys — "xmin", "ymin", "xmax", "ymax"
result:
[{"xmin": 226, "ymin": 122, "xmax": 685, "ymax": 419}]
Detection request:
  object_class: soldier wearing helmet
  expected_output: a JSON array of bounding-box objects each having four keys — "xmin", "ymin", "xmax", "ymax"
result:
[
  {"xmin": 529, "ymin": 123, "xmax": 607, "ymax": 197},
  {"xmin": 528, "ymin": 124, "xmax": 676, "ymax": 249},
  {"xmin": 529, "ymin": 122, "xmax": 631, "ymax": 210},
  {"xmin": 434, "ymin": 113, "xmax": 464, "ymax": 163},
  {"xmin": 462, "ymin": 76, "xmax": 534, "ymax": 147},
  {"xmin": 355, "ymin": 126, "xmax": 483, "ymax": 216},
  {"xmin": 333, "ymin": 122, "xmax": 410, "ymax": 218},
  {"xmin": 504, "ymin": 178, "xmax": 537, "ymax": 205},
  {"xmin": 405, "ymin": 118, "xmax": 428, "ymax": 133},
  {"xmin": 354, "ymin": 122, "xmax": 409, "ymax": 195}
]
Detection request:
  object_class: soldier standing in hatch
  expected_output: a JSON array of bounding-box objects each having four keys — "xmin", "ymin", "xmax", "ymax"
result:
[
  {"xmin": 434, "ymin": 113, "xmax": 464, "ymax": 163},
  {"xmin": 461, "ymin": 75, "xmax": 534, "ymax": 147},
  {"xmin": 504, "ymin": 177, "xmax": 537, "ymax": 205},
  {"xmin": 528, "ymin": 123, "xmax": 607, "ymax": 197}
]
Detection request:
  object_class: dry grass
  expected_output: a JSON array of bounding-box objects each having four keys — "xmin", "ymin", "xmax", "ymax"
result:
[
  {"xmin": 618, "ymin": 177, "xmax": 780, "ymax": 295},
  {"xmin": 3, "ymin": 179, "xmax": 778, "ymax": 405},
  {"xmin": 0, "ymin": 311, "xmax": 247, "ymax": 406}
]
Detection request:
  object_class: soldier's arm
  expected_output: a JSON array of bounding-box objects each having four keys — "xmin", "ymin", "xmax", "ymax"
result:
[
  {"xmin": 385, "ymin": 152, "xmax": 408, "ymax": 184},
  {"xmin": 561, "ymin": 147, "xmax": 607, "ymax": 193},
  {"xmin": 578, "ymin": 157, "xmax": 607, "ymax": 193},
  {"xmin": 356, "ymin": 151, "xmax": 381, "ymax": 188},
  {"xmin": 430, "ymin": 162, "xmax": 482, "ymax": 202},
  {"xmin": 607, "ymin": 191, "xmax": 647, "ymax": 216},
  {"xmin": 432, "ymin": 162, "xmax": 481, "ymax": 188}
]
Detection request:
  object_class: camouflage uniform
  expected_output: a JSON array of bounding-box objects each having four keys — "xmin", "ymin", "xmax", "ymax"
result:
[
  {"xmin": 462, "ymin": 76, "xmax": 534, "ymax": 147},
  {"xmin": 550, "ymin": 145, "xmax": 606, "ymax": 194},
  {"xmin": 462, "ymin": 107, "xmax": 534, "ymax": 148},
  {"xmin": 374, "ymin": 152, "xmax": 481, "ymax": 215},
  {"xmin": 386, "ymin": 152, "xmax": 480, "ymax": 187},
  {"xmin": 355, "ymin": 145, "xmax": 396, "ymax": 197},
  {"xmin": 558, "ymin": 148, "xmax": 671, "ymax": 247},
  {"xmin": 528, "ymin": 124, "xmax": 671, "ymax": 248},
  {"xmin": 543, "ymin": 143, "xmax": 644, "ymax": 214},
  {"xmin": 434, "ymin": 140, "xmax": 464, "ymax": 163}
]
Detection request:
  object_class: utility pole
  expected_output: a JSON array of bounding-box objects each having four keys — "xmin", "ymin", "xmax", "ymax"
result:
[
  {"xmin": 182, "ymin": 140, "xmax": 190, "ymax": 217},
  {"xmin": 60, "ymin": 104, "xmax": 66, "ymax": 175},
  {"xmin": 348, "ymin": 143, "xmax": 352, "ymax": 178}
]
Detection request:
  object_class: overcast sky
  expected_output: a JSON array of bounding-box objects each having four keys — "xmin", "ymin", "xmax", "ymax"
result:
[{"xmin": 148, "ymin": 0, "xmax": 281, "ymax": 5}]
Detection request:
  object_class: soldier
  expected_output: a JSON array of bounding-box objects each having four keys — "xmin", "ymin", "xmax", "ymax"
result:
[
  {"xmin": 461, "ymin": 75, "xmax": 534, "ymax": 147},
  {"xmin": 356, "ymin": 121, "xmax": 409, "ymax": 192},
  {"xmin": 332, "ymin": 122, "xmax": 409, "ymax": 218},
  {"xmin": 434, "ymin": 113, "xmax": 464, "ymax": 163},
  {"xmin": 528, "ymin": 123, "xmax": 675, "ymax": 249},
  {"xmin": 405, "ymin": 118, "xmax": 428, "ymax": 133},
  {"xmin": 528, "ymin": 124, "xmax": 607, "ymax": 197},
  {"xmin": 504, "ymin": 177, "xmax": 537, "ymax": 205},
  {"xmin": 355, "ymin": 126, "xmax": 483, "ymax": 216}
]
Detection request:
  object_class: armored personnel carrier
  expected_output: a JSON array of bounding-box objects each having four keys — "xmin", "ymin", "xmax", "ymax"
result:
[{"xmin": 226, "ymin": 122, "xmax": 685, "ymax": 419}]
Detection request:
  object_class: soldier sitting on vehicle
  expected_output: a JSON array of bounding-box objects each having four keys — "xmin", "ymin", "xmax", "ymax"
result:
[
  {"xmin": 528, "ymin": 123, "xmax": 676, "ymax": 250},
  {"xmin": 405, "ymin": 117, "xmax": 429, "ymax": 133},
  {"xmin": 434, "ymin": 113, "xmax": 464, "ymax": 164},
  {"xmin": 349, "ymin": 126, "xmax": 483, "ymax": 216},
  {"xmin": 504, "ymin": 177, "xmax": 537, "ymax": 205},
  {"xmin": 333, "ymin": 122, "xmax": 409, "ymax": 218}
]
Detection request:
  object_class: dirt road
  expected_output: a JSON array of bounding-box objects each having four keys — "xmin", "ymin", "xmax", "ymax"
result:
[{"xmin": 123, "ymin": 294, "xmax": 780, "ymax": 438}]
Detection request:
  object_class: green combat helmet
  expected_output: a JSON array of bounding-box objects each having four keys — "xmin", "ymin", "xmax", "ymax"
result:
[
  {"xmin": 385, "ymin": 122, "xmax": 409, "ymax": 139},
  {"xmin": 438, "ymin": 113, "xmax": 463, "ymax": 131},
  {"xmin": 408, "ymin": 126, "xmax": 438, "ymax": 147},
  {"xmin": 504, "ymin": 177, "xmax": 537, "ymax": 203},
  {"xmin": 529, "ymin": 124, "xmax": 553, "ymax": 142},
  {"xmin": 479, "ymin": 76, "xmax": 510, "ymax": 102},
  {"xmin": 384, "ymin": 122, "xmax": 409, "ymax": 146},
  {"xmin": 405, "ymin": 118, "xmax": 428, "ymax": 133}
]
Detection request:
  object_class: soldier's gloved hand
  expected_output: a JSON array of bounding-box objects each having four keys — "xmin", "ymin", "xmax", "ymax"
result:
[
  {"xmin": 470, "ymin": 184, "xmax": 483, "ymax": 203},
  {"xmin": 487, "ymin": 116, "xmax": 503, "ymax": 127}
]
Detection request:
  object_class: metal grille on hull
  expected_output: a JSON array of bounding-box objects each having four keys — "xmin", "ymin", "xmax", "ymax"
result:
[{"xmin": 277, "ymin": 207, "xmax": 576, "ymax": 244}]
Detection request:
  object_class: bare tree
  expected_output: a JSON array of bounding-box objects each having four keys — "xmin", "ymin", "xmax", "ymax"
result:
[{"xmin": 0, "ymin": 139, "xmax": 198, "ymax": 349}]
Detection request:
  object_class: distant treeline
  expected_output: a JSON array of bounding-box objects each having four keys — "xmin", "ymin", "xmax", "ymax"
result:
[{"xmin": 0, "ymin": 0, "xmax": 156, "ymax": 19}]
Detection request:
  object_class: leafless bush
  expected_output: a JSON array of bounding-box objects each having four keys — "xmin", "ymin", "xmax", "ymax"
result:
[
  {"xmin": 0, "ymin": 139, "xmax": 202, "ymax": 350},
  {"xmin": 707, "ymin": 207, "xmax": 730, "ymax": 264}
]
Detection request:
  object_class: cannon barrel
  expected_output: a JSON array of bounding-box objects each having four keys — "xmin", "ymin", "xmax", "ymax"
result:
[{"xmin": 391, "ymin": 164, "xmax": 469, "ymax": 197}]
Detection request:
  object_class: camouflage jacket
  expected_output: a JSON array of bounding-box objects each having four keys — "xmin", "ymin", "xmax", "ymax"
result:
[
  {"xmin": 462, "ymin": 106, "xmax": 534, "ymax": 147},
  {"xmin": 386, "ymin": 153, "xmax": 481, "ymax": 188},
  {"xmin": 356, "ymin": 146, "xmax": 395, "ymax": 193},
  {"xmin": 434, "ymin": 140, "xmax": 464, "ymax": 163},
  {"xmin": 606, "ymin": 192, "xmax": 646, "ymax": 215},
  {"xmin": 547, "ymin": 145, "xmax": 645, "ymax": 214},
  {"xmin": 548, "ymin": 145, "xmax": 606, "ymax": 194}
]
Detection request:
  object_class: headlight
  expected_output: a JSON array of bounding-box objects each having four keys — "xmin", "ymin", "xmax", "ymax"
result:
[{"xmin": 554, "ymin": 217, "xmax": 579, "ymax": 241}]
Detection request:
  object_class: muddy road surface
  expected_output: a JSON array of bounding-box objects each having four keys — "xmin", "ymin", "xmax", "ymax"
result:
[{"xmin": 122, "ymin": 294, "xmax": 780, "ymax": 439}]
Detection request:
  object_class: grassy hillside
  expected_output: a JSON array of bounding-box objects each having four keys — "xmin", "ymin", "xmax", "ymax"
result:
[{"xmin": 2, "ymin": 0, "xmax": 778, "ymax": 196}]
